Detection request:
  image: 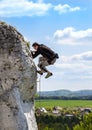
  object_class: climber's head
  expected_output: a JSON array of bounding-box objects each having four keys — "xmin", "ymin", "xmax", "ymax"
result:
[{"xmin": 32, "ymin": 42, "xmax": 39, "ymax": 50}]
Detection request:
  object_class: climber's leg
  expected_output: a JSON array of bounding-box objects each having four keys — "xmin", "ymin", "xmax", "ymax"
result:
[{"xmin": 37, "ymin": 57, "xmax": 51, "ymax": 75}]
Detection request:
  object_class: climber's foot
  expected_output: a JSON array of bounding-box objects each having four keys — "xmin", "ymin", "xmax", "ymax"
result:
[
  {"xmin": 45, "ymin": 72, "xmax": 53, "ymax": 79},
  {"xmin": 37, "ymin": 70, "xmax": 43, "ymax": 75}
]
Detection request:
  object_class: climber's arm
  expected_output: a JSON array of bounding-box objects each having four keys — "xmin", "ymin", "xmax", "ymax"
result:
[{"xmin": 31, "ymin": 51, "xmax": 40, "ymax": 58}]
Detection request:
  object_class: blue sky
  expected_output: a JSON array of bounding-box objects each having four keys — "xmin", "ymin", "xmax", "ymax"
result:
[{"xmin": 0, "ymin": 0, "xmax": 92, "ymax": 91}]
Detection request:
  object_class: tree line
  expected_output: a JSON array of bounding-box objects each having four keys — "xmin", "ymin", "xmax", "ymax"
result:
[
  {"xmin": 36, "ymin": 113, "xmax": 92, "ymax": 130},
  {"xmin": 36, "ymin": 114, "xmax": 80, "ymax": 130},
  {"xmin": 35, "ymin": 96, "xmax": 92, "ymax": 100}
]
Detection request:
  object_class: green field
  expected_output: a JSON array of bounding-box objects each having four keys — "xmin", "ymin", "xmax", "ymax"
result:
[{"xmin": 35, "ymin": 99, "xmax": 92, "ymax": 108}]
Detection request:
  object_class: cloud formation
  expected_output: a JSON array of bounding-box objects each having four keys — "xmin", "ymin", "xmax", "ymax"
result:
[
  {"xmin": 55, "ymin": 51, "xmax": 92, "ymax": 79},
  {"xmin": 0, "ymin": 0, "xmax": 52, "ymax": 17},
  {"xmin": 61, "ymin": 51, "xmax": 92, "ymax": 62},
  {"xmin": 0, "ymin": 0, "xmax": 81, "ymax": 17},
  {"xmin": 54, "ymin": 4, "xmax": 80, "ymax": 14},
  {"xmin": 53, "ymin": 27, "xmax": 92, "ymax": 45}
]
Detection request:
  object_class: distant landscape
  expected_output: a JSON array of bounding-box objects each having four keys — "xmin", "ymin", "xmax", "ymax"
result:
[
  {"xmin": 37, "ymin": 89, "xmax": 92, "ymax": 100},
  {"xmin": 36, "ymin": 90, "xmax": 92, "ymax": 130}
]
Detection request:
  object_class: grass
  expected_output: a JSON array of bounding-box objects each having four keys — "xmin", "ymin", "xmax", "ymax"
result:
[{"xmin": 35, "ymin": 99, "xmax": 92, "ymax": 109}]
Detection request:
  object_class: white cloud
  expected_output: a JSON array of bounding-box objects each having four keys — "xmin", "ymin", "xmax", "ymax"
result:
[
  {"xmin": 0, "ymin": 0, "xmax": 81, "ymax": 17},
  {"xmin": 71, "ymin": 51, "xmax": 92, "ymax": 61},
  {"xmin": 54, "ymin": 4, "xmax": 80, "ymax": 14},
  {"xmin": 53, "ymin": 27, "xmax": 92, "ymax": 45},
  {"xmin": 0, "ymin": 0, "xmax": 52, "ymax": 17},
  {"xmin": 55, "ymin": 51, "xmax": 92, "ymax": 80},
  {"xmin": 60, "ymin": 51, "xmax": 92, "ymax": 62}
]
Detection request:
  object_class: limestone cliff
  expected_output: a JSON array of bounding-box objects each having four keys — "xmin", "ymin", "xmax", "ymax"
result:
[{"xmin": 0, "ymin": 21, "xmax": 38, "ymax": 130}]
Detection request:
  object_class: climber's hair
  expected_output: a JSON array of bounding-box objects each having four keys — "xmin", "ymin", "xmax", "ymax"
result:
[{"xmin": 32, "ymin": 42, "xmax": 39, "ymax": 47}]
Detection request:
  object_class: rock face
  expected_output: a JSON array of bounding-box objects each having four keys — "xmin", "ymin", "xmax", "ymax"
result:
[{"xmin": 0, "ymin": 21, "xmax": 38, "ymax": 130}]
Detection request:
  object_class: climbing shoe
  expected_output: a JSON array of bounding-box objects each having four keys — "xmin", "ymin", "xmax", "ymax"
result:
[
  {"xmin": 45, "ymin": 72, "xmax": 53, "ymax": 78},
  {"xmin": 37, "ymin": 70, "xmax": 43, "ymax": 75}
]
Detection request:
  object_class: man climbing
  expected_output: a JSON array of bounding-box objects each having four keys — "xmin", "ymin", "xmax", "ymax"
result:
[{"xmin": 31, "ymin": 42, "xmax": 59, "ymax": 78}]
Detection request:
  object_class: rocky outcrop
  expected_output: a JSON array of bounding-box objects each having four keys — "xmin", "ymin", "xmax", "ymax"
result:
[{"xmin": 0, "ymin": 21, "xmax": 38, "ymax": 130}]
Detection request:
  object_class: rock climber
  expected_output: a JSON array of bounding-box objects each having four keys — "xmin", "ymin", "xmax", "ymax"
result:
[{"xmin": 31, "ymin": 42, "xmax": 59, "ymax": 78}]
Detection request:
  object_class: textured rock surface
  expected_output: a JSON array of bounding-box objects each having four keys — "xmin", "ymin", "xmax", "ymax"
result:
[{"xmin": 0, "ymin": 21, "xmax": 38, "ymax": 130}]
